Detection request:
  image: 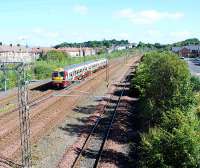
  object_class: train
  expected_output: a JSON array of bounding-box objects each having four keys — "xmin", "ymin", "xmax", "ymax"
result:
[{"xmin": 51, "ymin": 59, "xmax": 108, "ymax": 87}]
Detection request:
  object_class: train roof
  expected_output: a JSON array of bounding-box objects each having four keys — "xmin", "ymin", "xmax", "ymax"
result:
[
  {"xmin": 53, "ymin": 58, "xmax": 107, "ymax": 72},
  {"xmin": 63, "ymin": 59, "xmax": 107, "ymax": 72}
]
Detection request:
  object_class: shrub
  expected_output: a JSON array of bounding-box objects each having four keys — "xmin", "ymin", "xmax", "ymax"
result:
[
  {"xmin": 42, "ymin": 50, "xmax": 68, "ymax": 62},
  {"xmin": 139, "ymin": 127, "xmax": 200, "ymax": 168},
  {"xmin": 34, "ymin": 63, "xmax": 56, "ymax": 79},
  {"xmin": 191, "ymin": 76, "xmax": 200, "ymax": 92},
  {"xmin": 132, "ymin": 51, "xmax": 200, "ymax": 167},
  {"xmin": 133, "ymin": 52, "xmax": 195, "ymax": 123}
]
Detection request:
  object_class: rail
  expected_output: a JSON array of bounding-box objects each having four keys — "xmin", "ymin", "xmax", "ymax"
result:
[{"xmin": 71, "ymin": 66, "xmax": 132, "ymax": 168}]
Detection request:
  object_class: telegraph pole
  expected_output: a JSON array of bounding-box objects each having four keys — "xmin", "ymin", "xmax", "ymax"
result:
[
  {"xmin": 106, "ymin": 49, "xmax": 109, "ymax": 87},
  {"xmin": 17, "ymin": 63, "xmax": 32, "ymax": 168},
  {"xmin": 0, "ymin": 62, "xmax": 32, "ymax": 168},
  {"xmin": 2, "ymin": 63, "xmax": 7, "ymax": 92},
  {"xmin": 124, "ymin": 50, "xmax": 128, "ymax": 64}
]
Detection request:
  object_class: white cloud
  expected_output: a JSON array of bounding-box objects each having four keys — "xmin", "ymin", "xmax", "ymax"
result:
[
  {"xmin": 73, "ymin": 4, "xmax": 88, "ymax": 15},
  {"xmin": 116, "ymin": 9, "xmax": 184, "ymax": 24}
]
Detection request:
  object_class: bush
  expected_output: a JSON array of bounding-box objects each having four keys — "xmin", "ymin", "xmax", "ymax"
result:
[
  {"xmin": 133, "ymin": 52, "xmax": 195, "ymax": 123},
  {"xmin": 34, "ymin": 63, "xmax": 56, "ymax": 79},
  {"xmin": 42, "ymin": 50, "xmax": 68, "ymax": 62},
  {"xmin": 0, "ymin": 71, "xmax": 18, "ymax": 90},
  {"xmin": 191, "ymin": 76, "xmax": 200, "ymax": 92},
  {"xmin": 132, "ymin": 51, "xmax": 200, "ymax": 167},
  {"xmin": 139, "ymin": 127, "xmax": 200, "ymax": 168}
]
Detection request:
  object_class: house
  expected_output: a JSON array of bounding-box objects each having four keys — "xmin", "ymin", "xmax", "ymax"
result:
[
  {"xmin": 107, "ymin": 43, "xmax": 135, "ymax": 53},
  {"xmin": 57, "ymin": 47, "xmax": 83, "ymax": 57},
  {"xmin": 0, "ymin": 45, "xmax": 39, "ymax": 63},
  {"xmin": 31, "ymin": 47, "xmax": 56, "ymax": 55},
  {"xmin": 115, "ymin": 45, "xmax": 127, "ymax": 51},
  {"xmin": 57, "ymin": 47, "xmax": 96, "ymax": 57},
  {"xmin": 172, "ymin": 45, "xmax": 200, "ymax": 57}
]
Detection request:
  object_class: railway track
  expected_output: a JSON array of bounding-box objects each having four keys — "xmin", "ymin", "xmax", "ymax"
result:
[
  {"xmin": 0, "ymin": 56, "xmax": 140, "ymax": 168},
  {"xmin": 0, "ymin": 59, "xmax": 117, "ymax": 119},
  {"xmin": 0, "ymin": 81, "xmax": 50, "ymax": 107},
  {"xmin": 71, "ymin": 66, "xmax": 132, "ymax": 168},
  {"xmin": 0, "ymin": 58, "xmax": 125, "ymax": 160},
  {"xmin": 0, "ymin": 155, "xmax": 22, "ymax": 168}
]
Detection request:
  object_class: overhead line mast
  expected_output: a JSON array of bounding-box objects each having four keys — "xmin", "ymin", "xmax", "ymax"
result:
[{"xmin": 0, "ymin": 62, "xmax": 32, "ymax": 168}]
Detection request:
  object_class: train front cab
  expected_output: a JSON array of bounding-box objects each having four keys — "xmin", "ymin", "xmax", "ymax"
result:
[{"xmin": 52, "ymin": 69, "xmax": 70, "ymax": 88}]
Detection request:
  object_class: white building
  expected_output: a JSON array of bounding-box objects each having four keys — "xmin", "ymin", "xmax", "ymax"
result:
[
  {"xmin": 57, "ymin": 47, "xmax": 97, "ymax": 57},
  {"xmin": 0, "ymin": 45, "xmax": 39, "ymax": 63}
]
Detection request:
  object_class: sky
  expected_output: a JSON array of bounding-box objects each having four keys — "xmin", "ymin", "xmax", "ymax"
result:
[{"xmin": 0, "ymin": 0, "xmax": 199, "ymax": 46}]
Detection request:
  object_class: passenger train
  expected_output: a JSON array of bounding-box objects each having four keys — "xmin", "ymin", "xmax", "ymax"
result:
[{"xmin": 51, "ymin": 59, "xmax": 108, "ymax": 87}]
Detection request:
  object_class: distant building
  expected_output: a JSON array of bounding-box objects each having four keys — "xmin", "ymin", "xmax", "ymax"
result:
[
  {"xmin": 31, "ymin": 47, "xmax": 55, "ymax": 55},
  {"xmin": 0, "ymin": 45, "xmax": 39, "ymax": 63},
  {"xmin": 107, "ymin": 43, "xmax": 135, "ymax": 53},
  {"xmin": 172, "ymin": 45, "xmax": 200, "ymax": 57},
  {"xmin": 57, "ymin": 47, "xmax": 96, "ymax": 57}
]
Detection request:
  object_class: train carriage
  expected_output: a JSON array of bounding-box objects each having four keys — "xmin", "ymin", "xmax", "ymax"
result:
[{"xmin": 52, "ymin": 59, "xmax": 108, "ymax": 88}]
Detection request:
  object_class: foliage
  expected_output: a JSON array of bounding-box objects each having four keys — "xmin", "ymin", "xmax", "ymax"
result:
[
  {"xmin": 131, "ymin": 51, "xmax": 200, "ymax": 167},
  {"xmin": 136, "ymin": 38, "xmax": 200, "ymax": 51},
  {"xmin": 0, "ymin": 49, "xmax": 136, "ymax": 89},
  {"xmin": 33, "ymin": 62, "xmax": 56, "ymax": 79},
  {"xmin": 33, "ymin": 49, "xmax": 134, "ymax": 80},
  {"xmin": 139, "ymin": 126, "xmax": 200, "ymax": 168},
  {"xmin": 174, "ymin": 38, "xmax": 200, "ymax": 47},
  {"xmin": 41, "ymin": 50, "xmax": 68, "ymax": 62},
  {"xmin": 136, "ymin": 42, "xmax": 171, "ymax": 51},
  {"xmin": 191, "ymin": 76, "xmax": 200, "ymax": 92},
  {"xmin": 132, "ymin": 52, "xmax": 195, "ymax": 123},
  {"xmin": 54, "ymin": 39, "xmax": 129, "ymax": 49},
  {"xmin": 160, "ymin": 108, "xmax": 199, "ymax": 133},
  {"xmin": 0, "ymin": 71, "xmax": 17, "ymax": 90},
  {"xmin": 194, "ymin": 93, "xmax": 200, "ymax": 119}
]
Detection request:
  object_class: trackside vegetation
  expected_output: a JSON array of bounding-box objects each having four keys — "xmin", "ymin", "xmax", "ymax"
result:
[
  {"xmin": 0, "ymin": 49, "xmax": 136, "ymax": 90},
  {"xmin": 131, "ymin": 51, "xmax": 200, "ymax": 167},
  {"xmin": 32, "ymin": 49, "xmax": 135, "ymax": 79}
]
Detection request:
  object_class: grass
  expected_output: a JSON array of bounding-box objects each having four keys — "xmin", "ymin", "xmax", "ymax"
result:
[{"xmin": 0, "ymin": 103, "xmax": 16, "ymax": 113}]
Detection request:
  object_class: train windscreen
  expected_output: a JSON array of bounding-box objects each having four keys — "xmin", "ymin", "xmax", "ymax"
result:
[{"xmin": 52, "ymin": 71, "xmax": 64, "ymax": 77}]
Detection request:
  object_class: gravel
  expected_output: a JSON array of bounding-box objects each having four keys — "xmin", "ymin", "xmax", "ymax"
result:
[
  {"xmin": 58, "ymin": 56, "xmax": 141, "ymax": 168},
  {"xmin": 31, "ymin": 57, "xmax": 130, "ymax": 168}
]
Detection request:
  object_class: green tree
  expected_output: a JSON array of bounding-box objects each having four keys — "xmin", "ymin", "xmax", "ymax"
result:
[
  {"xmin": 34, "ymin": 63, "xmax": 56, "ymax": 79},
  {"xmin": 43, "ymin": 50, "xmax": 68, "ymax": 62},
  {"xmin": 133, "ymin": 52, "xmax": 195, "ymax": 123}
]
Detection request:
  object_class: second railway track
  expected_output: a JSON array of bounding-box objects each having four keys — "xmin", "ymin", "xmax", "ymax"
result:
[
  {"xmin": 0, "ymin": 58, "xmax": 125, "ymax": 159},
  {"xmin": 71, "ymin": 66, "xmax": 133, "ymax": 168}
]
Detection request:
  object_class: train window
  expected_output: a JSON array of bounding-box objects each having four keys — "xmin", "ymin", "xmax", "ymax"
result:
[
  {"xmin": 53, "ymin": 72, "xmax": 58, "ymax": 77},
  {"xmin": 59, "ymin": 71, "xmax": 64, "ymax": 77}
]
